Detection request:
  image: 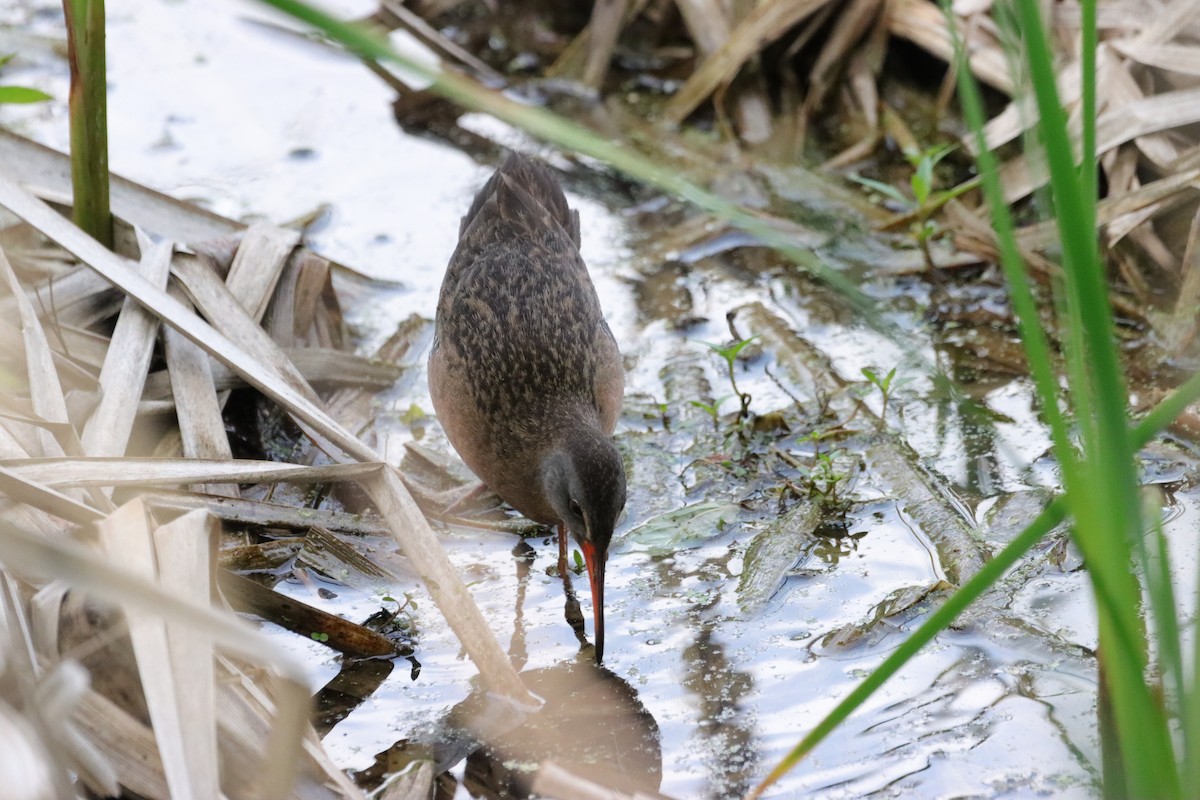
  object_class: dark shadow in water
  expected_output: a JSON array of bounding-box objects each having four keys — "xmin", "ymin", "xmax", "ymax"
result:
[
  {"xmin": 312, "ymin": 658, "xmax": 396, "ymax": 737},
  {"xmin": 516, "ymin": 533, "xmax": 593, "ymax": 661},
  {"xmin": 656, "ymin": 540, "xmax": 758, "ymax": 800},
  {"xmin": 509, "ymin": 539, "xmax": 535, "ymax": 671},
  {"xmin": 683, "ymin": 623, "xmax": 757, "ymax": 799},
  {"xmin": 351, "ymin": 661, "xmax": 662, "ymax": 799}
]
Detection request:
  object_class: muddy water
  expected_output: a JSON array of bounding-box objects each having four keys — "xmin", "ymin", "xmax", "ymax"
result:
[{"xmin": 7, "ymin": 0, "xmax": 1200, "ymax": 797}]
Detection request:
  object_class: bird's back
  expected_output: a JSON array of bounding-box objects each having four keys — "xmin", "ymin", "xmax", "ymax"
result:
[{"xmin": 429, "ymin": 154, "xmax": 623, "ymax": 521}]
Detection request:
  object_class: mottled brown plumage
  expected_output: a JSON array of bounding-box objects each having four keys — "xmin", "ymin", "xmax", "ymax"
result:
[{"xmin": 429, "ymin": 153, "xmax": 626, "ymax": 662}]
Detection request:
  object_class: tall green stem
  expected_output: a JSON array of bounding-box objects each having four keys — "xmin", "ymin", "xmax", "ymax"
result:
[{"xmin": 63, "ymin": 0, "xmax": 112, "ymax": 248}]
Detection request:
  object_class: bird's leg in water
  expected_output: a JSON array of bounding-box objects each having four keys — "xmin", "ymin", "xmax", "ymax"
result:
[
  {"xmin": 557, "ymin": 523, "xmax": 569, "ymax": 577},
  {"xmin": 555, "ymin": 525, "xmax": 602, "ymax": 658},
  {"xmin": 555, "ymin": 529, "xmax": 589, "ymax": 649}
]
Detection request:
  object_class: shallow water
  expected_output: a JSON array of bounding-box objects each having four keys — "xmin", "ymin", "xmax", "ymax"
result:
[{"xmin": 5, "ymin": 1, "xmax": 1200, "ymax": 797}]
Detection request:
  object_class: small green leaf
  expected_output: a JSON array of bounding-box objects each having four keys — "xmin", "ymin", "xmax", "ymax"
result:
[
  {"xmin": 0, "ymin": 85, "xmax": 53, "ymax": 104},
  {"xmin": 701, "ymin": 339, "xmax": 735, "ymax": 361},
  {"xmin": 400, "ymin": 403, "xmax": 426, "ymax": 425},
  {"xmin": 690, "ymin": 396, "xmax": 732, "ymax": 418},
  {"xmin": 930, "ymin": 175, "xmax": 980, "ymax": 206},
  {"xmin": 724, "ymin": 336, "xmax": 759, "ymax": 361},
  {"xmin": 905, "ymin": 142, "xmax": 955, "ymax": 170},
  {"xmin": 863, "ymin": 366, "xmax": 897, "ymax": 395},
  {"xmin": 573, "ymin": 549, "xmax": 584, "ymax": 571},
  {"xmin": 927, "ymin": 142, "xmax": 957, "ymax": 168},
  {"xmin": 310, "ymin": 631, "xmax": 330, "ymax": 642},
  {"xmin": 910, "ymin": 169, "xmax": 931, "ymax": 206},
  {"xmin": 847, "ymin": 174, "xmax": 910, "ymax": 208},
  {"xmin": 701, "ymin": 336, "xmax": 759, "ymax": 368}
]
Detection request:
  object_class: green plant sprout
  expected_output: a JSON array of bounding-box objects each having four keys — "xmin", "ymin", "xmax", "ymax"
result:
[
  {"xmin": 793, "ymin": 430, "xmax": 851, "ymax": 507},
  {"xmin": 373, "ymin": 592, "xmax": 419, "ymax": 638},
  {"xmin": 701, "ymin": 336, "xmax": 759, "ymax": 422},
  {"xmin": 689, "ymin": 395, "xmax": 732, "ymax": 428},
  {"xmin": 381, "ymin": 592, "xmax": 417, "ymax": 617},
  {"xmin": 861, "ymin": 366, "xmax": 898, "ymax": 419},
  {"xmin": 850, "ymin": 143, "xmax": 978, "ymax": 273},
  {"xmin": 399, "ymin": 403, "xmax": 426, "ymax": 425},
  {"xmin": 807, "ymin": 449, "xmax": 846, "ymax": 501}
]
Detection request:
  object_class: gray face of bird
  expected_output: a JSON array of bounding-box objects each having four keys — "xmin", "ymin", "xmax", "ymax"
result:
[
  {"xmin": 541, "ymin": 430, "xmax": 626, "ymax": 662},
  {"xmin": 541, "ymin": 430, "xmax": 626, "ymax": 557}
]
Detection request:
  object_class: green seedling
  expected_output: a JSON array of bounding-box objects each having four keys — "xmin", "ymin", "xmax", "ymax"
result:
[
  {"xmin": 790, "ymin": 430, "xmax": 852, "ymax": 508},
  {"xmin": 689, "ymin": 396, "xmax": 732, "ymax": 428},
  {"xmin": 700, "ymin": 336, "xmax": 759, "ymax": 423},
  {"xmin": 809, "ymin": 450, "xmax": 843, "ymax": 496},
  {"xmin": 850, "ymin": 143, "xmax": 977, "ymax": 272},
  {"xmin": 805, "ymin": 448, "xmax": 848, "ymax": 506},
  {"xmin": 861, "ymin": 366, "xmax": 898, "ymax": 419},
  {"xmin": 906, "ymin": 143, "xmax": 957, "ymax": 209},
  {"xmin": 369, "ymin": 592, "xmax": 420, "ymax": 639},
  {"xmin": 381, "ymin": 593, "xmax": 417, "ymax": 612},
  {"xmin": 572, "ymin": 548, "xmax": 585, "ymax": 574}
]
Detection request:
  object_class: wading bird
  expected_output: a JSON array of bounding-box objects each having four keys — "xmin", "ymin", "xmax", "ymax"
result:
[{"xmin": 429, "ymin": 153, "xmax": 626, "ymax": 662}]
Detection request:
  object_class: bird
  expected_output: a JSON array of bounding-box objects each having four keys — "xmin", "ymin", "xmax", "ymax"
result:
[{"xmin": 428, "ymin": 153, "xmax": 626, "ymax": 663}]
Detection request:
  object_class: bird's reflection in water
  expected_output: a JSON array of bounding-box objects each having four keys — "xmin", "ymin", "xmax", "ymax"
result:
[
  {"xmin": 511, "ymin": 535, "xmax": 591, "ymax": 665},
  {"xmin": 352, "ymin": 661, "xmax": 662, "ymax": 799},
  {"xmin": 460, "ymin": 661, "xmax": 662, "ymax": 798},
  {"xmin": 508, "ymin": 539, "xmax": 536, "ymax": 671}
]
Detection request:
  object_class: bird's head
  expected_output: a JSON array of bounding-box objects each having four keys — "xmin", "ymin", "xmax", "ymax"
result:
[{"xmin": 541, "ymin": 426, "xmax": 626, "ymax": 662}]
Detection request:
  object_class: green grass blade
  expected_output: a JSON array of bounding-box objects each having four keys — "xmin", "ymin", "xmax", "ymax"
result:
[
  {"xmin": 63, "ymin": 0, "xmax": 112, "ymax": 248},
  {"xmin": 255, "ymin": 0, "xmax": 880, "ymax": 317},
  {"xmin": 947, "ymin": 4, "xmax": 1070, "ymax": 462},
  {"xmin": 948, "ymin": 0, "xmax": 1140, "ymax": 657},
  {"xmin": 1143, "ymin": 502, "xmax": 1183, "ymax": 722},
  {"xmin": 1079, "ymin": 0, "xmax": 1097, "ymax": 222},
  {"xmin": 252, "ymin": 0, "xmax": 995, "ymax": 425},
  {"xmin": 1188, "ymin": 551, "xmax": 1200, "ymax": 792},
  {"xmin": 1010, "ymin": 1, "xmax": 1175, "ymax": 794},
  {"xmin": 847, "ymin": 174, "xmax": 910, "ymax": 207}
]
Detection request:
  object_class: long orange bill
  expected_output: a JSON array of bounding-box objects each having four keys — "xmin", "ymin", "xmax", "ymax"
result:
[{"xmin": 580, "ymin": 540, "xmax": 606, "ymax": 663}]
